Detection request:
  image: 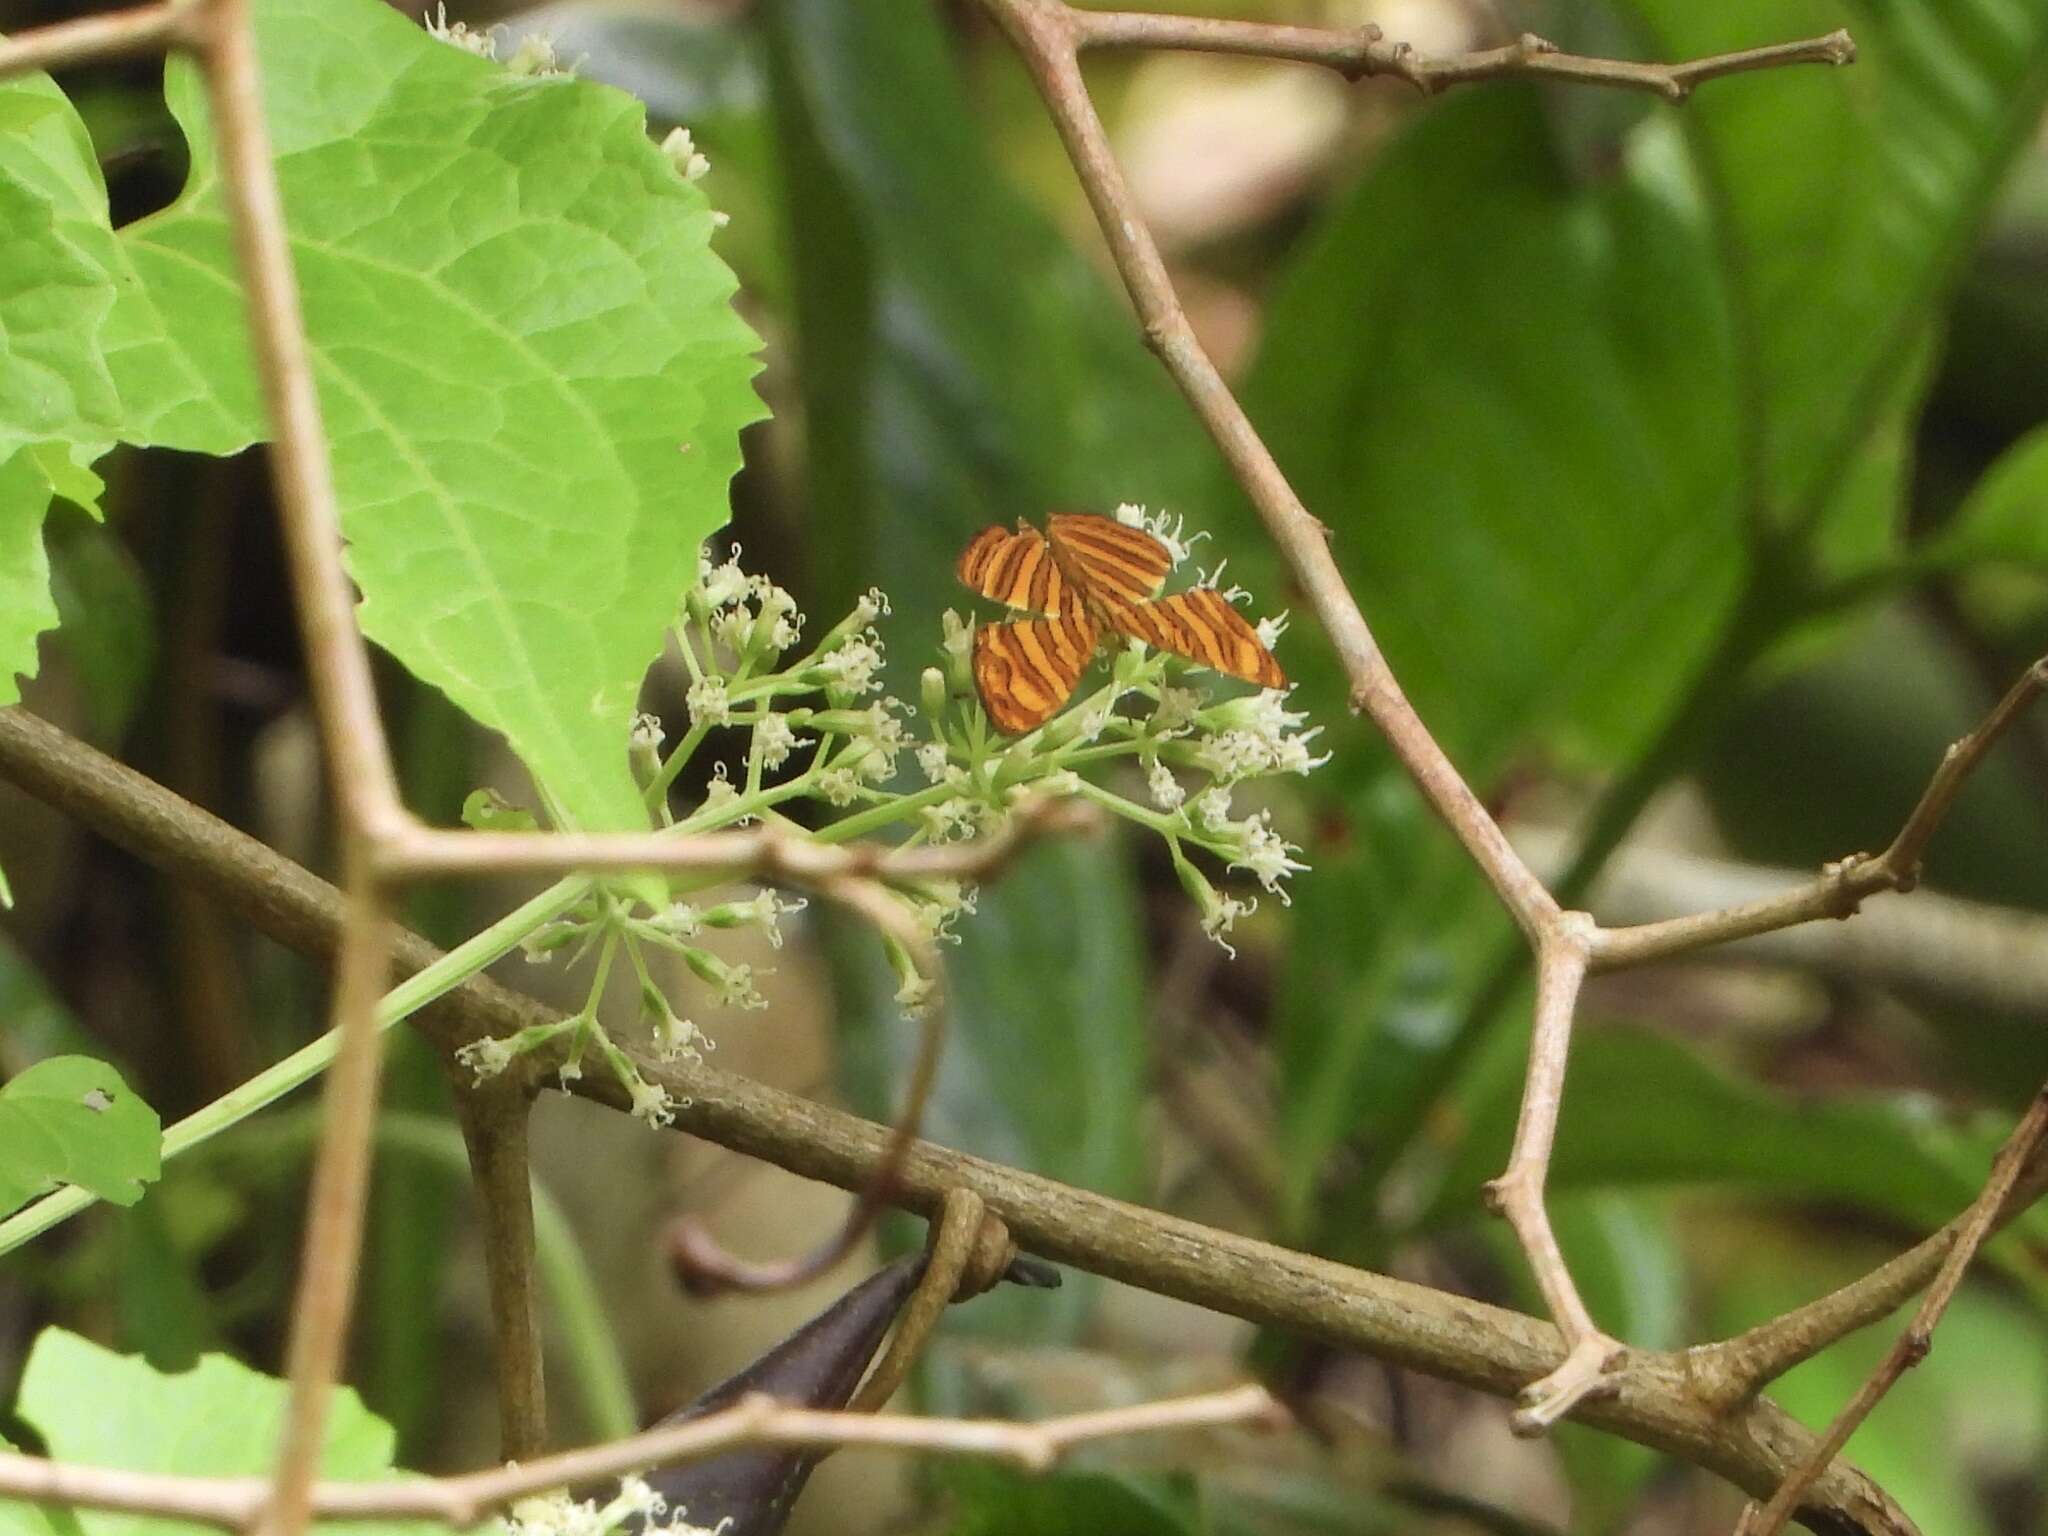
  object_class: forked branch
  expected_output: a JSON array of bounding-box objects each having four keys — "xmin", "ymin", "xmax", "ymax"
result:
[{"xmin": 1070, "ymin": 9, "xmax": 1854, "ymax": 102}]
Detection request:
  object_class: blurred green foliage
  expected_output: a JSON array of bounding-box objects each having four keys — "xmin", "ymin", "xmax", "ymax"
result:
[{"xmin": 4, "ymin": 0, "xmax": 2048, "ymax": 1530}]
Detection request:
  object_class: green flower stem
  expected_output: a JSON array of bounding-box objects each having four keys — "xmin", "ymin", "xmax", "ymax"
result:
[
  {"xmin": 0, "ymin": 754, "xmax": 832, "ymax": 1258},
  {"xmin": 0, "ymin": 874, "xmax": 595, "ymax": 1257}
]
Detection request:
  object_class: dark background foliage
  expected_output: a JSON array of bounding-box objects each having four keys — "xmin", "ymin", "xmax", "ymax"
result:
[{"xmin": 4, "ymin": 0, "xmax": 2048, "ymax": 1531}]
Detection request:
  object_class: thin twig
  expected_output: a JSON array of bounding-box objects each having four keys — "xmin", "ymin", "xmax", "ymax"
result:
[
  {"xmin": 256, "ymin": 878, "xmax": 396, "ymax": 1536},
  {"xmin": 190, "ymin": 0, "xmax": 405, "ymax": 841},
  {"xmin": 1686, "ymin": 1143, "xmax": 2048, "ymax": 1413},
  {"xmin": 0, "ymin": 0, "xmax": 195, "ymax": 80},
  {"xmin": 1591, "ymin": 657, "xmax": 2048, "ymax": 969},
  {"xmin": 1480, "ymin": 919, "xmax": 1624, "ymax": 1432},
  {"xmin": 1070, "ymin": 9, "xmax": 1854, "ymax": 102},
  {"xmin": 667, "ymin": 875, "xmax": 949, "ymax": 1294},
  {"xmin": 1513, "ymin": 826, "xmax": 2048, "ymax": 1024},
  {"xmin": 372, "ymin": 795, "xmax": 1101, "ymax": 881},
  {"xmin": 1735, "ymin": 1084, "xmax": 2048, "ymax": 1536},
  {"xmin": 0, "ymin": 1386, "xmax": 1284, "ymax": 1532},
  {"xmin": 977, "ymin": 0, "xmax": 1559, "ymax": 944},
  {"xmin": 0, "ymin": 712, "xmax": 1916, "ymax": 1531},
  {"xmin": 451, "ymin": 1075, "xmax": 550, "ymax": 1460}
]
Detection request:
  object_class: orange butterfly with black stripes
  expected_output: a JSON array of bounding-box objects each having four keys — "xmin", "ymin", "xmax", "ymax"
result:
[{"xmin": 956, "ymin": 512, "xmax": 1285, "ymax": 734}]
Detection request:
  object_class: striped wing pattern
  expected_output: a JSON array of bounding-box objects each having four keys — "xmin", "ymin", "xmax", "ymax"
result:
[
  {"xmin": 1094, "ymin": 588, "xmax": 1284, "ymax": 689},
  {"xmin": 958, "ymin": 512, "xmax": 1285, "ymax": 732},
  {"xmin": 1047, "ymin": 512, "xmax": 1171, "ymax": 602},
  {"xmin": 956, "ymin": 524, "xmax": 1073, "ymax": 617},
  {"xmin": 972, "ymin": 608, "xmax": 1101, "ymax": 733}
]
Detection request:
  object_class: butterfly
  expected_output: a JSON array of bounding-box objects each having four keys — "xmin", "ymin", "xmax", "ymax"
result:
[{"xmin": 956, "ymin": 512, "xmax": 1286, "ymax": 734}]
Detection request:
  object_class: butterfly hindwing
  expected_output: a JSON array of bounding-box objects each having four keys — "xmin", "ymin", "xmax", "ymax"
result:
[
  {"xmin": 971, "ymin": 608, "xmax": 1101, "ymax": 734},
  {"xmin": 957, "ymin": 523, "xmax": 1071, "ymax": 616},
  {"xmin": 1047, "ymin": 513, "xmax": 1172, "ymax": 604},
  {"xmin": 1096, "ymin": 588, "xmax": 1285, "ymax": 689}
]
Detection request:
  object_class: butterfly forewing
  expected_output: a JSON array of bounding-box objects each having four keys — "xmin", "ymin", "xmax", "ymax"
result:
[
  {"xmin": 1047, "ymin": 513, "xmax": 1172, "ymax": 604},
  {"xmin": 957, "ymin": 523, "xmax": 1071, "ymax": 616},
  {"xmin": 1097, "ymin": 588, "xmax": 1285, "ymax": 689},
  {"xmin": 972, "ymin": 608, "xmax": 1100, "ymax": 733}
]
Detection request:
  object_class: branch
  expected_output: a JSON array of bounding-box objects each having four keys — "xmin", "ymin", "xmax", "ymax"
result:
[
  {"xmin": 1070, "ymin": 9, "xmax": 1855, "ymax": 102},
  {"xmin": 0, "ymin": 1386, "xmax": 1284, "ymax": 1531},
  {"xmin": 1686, "ymin": 1132, "xmax": 2048, "ymax": 1413},
  {"xmin": 451, "ymin": 1075, "xmax": 550, "ymax": 1460},
  {"xmin": 1513, "ymin": 826, "xmax": 2048, "ymax": 1023},
  {"xmin": 0, "ymin": 1, "xmax": 194, "ymax": 80},
  {"xmin": 0, "ymin": 709, "xmax": 1915, "ymax": 1532},
  {"xmin": 373, "ymin": 794, "xmax": 1101, "ymax": 882},
  {"xmin": 1590, "ymin": 657, "xmax": 2048, "ymax": 969},
  {"xmin": 1737, "ymin": 1083, "xmax": 2048, "ymax": 1536},
  {"xmin": 976, "ymin": 0, "xmax": 1560, "ymax": 944}
]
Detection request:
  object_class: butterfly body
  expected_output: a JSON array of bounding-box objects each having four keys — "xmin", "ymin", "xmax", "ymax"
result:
[{"xmin": 956, "ymin": 513, "xmax": 1284, "ymax": 733}]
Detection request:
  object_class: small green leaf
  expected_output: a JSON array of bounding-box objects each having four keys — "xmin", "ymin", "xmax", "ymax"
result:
[
  {"xmin": 114, "ymin": 0, "xmax": 766, "ymax": 832},
  {"xmin": 4, "ymin": 1329, "xmax": 434, "ymax": 1536},
  {"xmin": 0, "ymin": 1057, "xmax": 159, "ymax": 1219},
  {"xmin": 1924, "ymin": 422, "xmax": 2048, "ymax": 571},
  {"xmin": 1242, "ymin": 90, "xmax": 1744, "ymax": 783}
]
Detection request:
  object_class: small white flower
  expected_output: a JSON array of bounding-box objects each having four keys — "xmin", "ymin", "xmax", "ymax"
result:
[
  {"xmin": 817, "ymin": 767, "xmax": 861, "ymax": 806},
  {"xmin": 1147, "ymin": 758, "xmax": 1185, "ymax": 812},
  {"xmin": 817, "ymin": 634, "xmax": 885, "ymax": 696},
  {"xmin": 1114, "ymin": 502, "xmax": 1206, "ymax": 568},
  {"xmin": 1201, "ymin": 892, "xmax": 1256, "ymax": 957},
  {"xmin": 698, "ymin": 549, "xmax": 752, "ymax": 609},
  {"xmin": 687, "ymin": 675, "xmax": 732, "ymax": 728},
  {"xmin": 853, "ymin": 587, "xmax": 891, "ymax": 624},
  {"xmin": 423, "ymin": 4, "xmax": 495, "ymax": 58},
  {"xmin": 1233, "ymin": 811, "xmax": 1307, "ymax": 897},
  {"xmin": 629, "ymin": 712, "xmax": 665, "ymax": 754},
  {"xmin": 1072, "ymin": 701, "xmax": 1111, "ymax": 743},
  {"xmin": 503, "ymin": 32, "xmax": 567, "ymax": 77},
  {"xmin": 940, "ymin": 608, "xmax": 974, "ymax": 664},
  {"xmin": 1256, "ymin": 610, "xmax": 1290, "ymax": 649},
  {"xmin": 916, "ymin": 741, "xmax": 951, "ymax": 783},
  {"xmin": 1038, "ymin": 768, "xmax": 1082, "ymax": 796},
  {"xmin": 853, "ymin": 704, "xmax": 909, "ymax": 780},
  {"xmin": 455, "ymin": 1035, "xmax": 515, "ymax": 1081},
  {"xmin": 754, "ymin": 713, "xmax": 798, "ymax": 771},
  {"xmin": 1194, "ymin": 784, "xmax": 1234, "ymax": 829},
  {"xmin": 652, "ymin": 902, "xmax": 702, "ymax": 939},
  {"xmin": 652, "ymin": 1011, "xmax": 708, "ymax": 1063},
  {"xmin": 729, "ymin": 889, "xmax": 806, "ymax": 947},
  {"xmin": 920, "ymin": 796, "xmax": 985, "ymax": 841},
  {"xmin": 710, "ymin": 960, "xmax": 768, "ymax": 1011},
  {"xmin": 629, "ymin": 1077, "xmax": 676, "ymax": 1126},
  {"xmin": 1196, "ymin": 728, "xmax": 1271, "ymax": 779},
  {"xmin": 702, "ymin": 775, "xmax": 739, "ymax": 813},
  {"xmin": 662, "ymin": 126, "xmax": 711, "ymax": 182},
  {"xmin": 894, "ymin": 971, "xmax": 936, "ymax": 1017},
  {"xmin": 910, "ymin": 881, "xmax": 979, "ymax": 943}
]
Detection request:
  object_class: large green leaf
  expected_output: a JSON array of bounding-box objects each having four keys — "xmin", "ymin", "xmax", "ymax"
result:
[
  {"xmin": 103, "ymin": 0, "xmax": 765, "ymax": 831},
  {"xmin": 1623, "ymin": 0, "xmax": 2048, "ymax": 537},
  {"xmin": 1241, "ymin": 89, "xmax": 1744, "ymax": 781},
  {"xmin": 2, "ymin": 1329, "xmax": 431, "ymax": 1536},
  {"xmin": 0, "ymin": 1057, "xmax": 159, "ymax": 1219},
  {"xmin": 832, "ymin": 842, "xmax": 1151, "ymax": 1341}
]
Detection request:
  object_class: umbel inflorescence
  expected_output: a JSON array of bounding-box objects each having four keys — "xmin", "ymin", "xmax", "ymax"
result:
[{"xmin": 454, "ymin": 507, "xmax": 1325, "ymax": 1123}]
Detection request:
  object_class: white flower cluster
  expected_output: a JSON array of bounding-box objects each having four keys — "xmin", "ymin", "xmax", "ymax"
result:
[
  {"xmin": 453, "ymin": 517, "xmax": 1327, "ymax": 1122},
  {"xmin": 500, "ymin": 1477, "xmax": 731, "ymax": 1536},
  {"xmin": 422, "ymin": 7, "xmax": 568, "ymax": 76}
]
